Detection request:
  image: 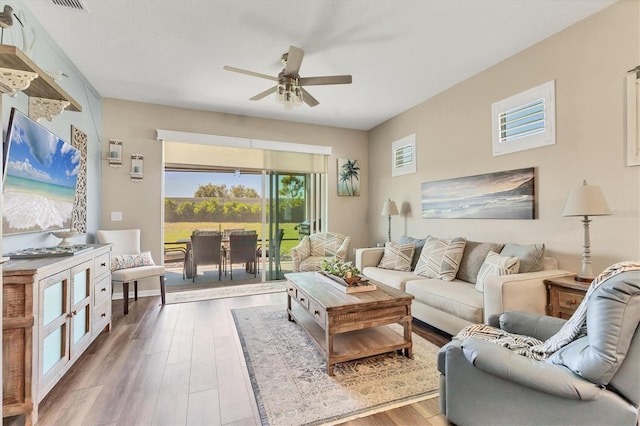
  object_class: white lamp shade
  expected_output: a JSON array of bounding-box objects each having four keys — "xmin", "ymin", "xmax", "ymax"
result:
[
  {"xmin": 563, "ymin": 182, "xmax": 611, "ymax": 217},
  {"xmin": 381, "ymin": 199, "xmax": 399, "ymax": 216}
]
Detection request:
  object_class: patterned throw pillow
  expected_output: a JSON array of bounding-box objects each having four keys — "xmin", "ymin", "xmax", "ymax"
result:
[
  {"xmin": 111, "ymin": 251, "xmax": 155, "ymax": 271},
  {"xmin": 475, "ymin": 251, "xmax": 520, "ymax": 292},
  {"xmin": 414, "ymin": 236, "xmax": 466, "ymax": 280},
  {"xmin": 377, "ymin": 242, "xmax": 415, "ymax": 271},
  {"xmin": 500, "ymin": 243, "xmax": 545, "ymax": 273}
]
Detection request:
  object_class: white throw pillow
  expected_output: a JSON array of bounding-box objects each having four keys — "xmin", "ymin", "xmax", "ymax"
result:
[
  {"xmin": 414, "ymin": 236, "xmax": 466, "ymax": 281},
  {"xmin": 475, "ymin": 251, "xmax": 520, "ymax": 292},
  {"xmin": 377, "ymin": 242, "xmax": 415, "ymax": 271}
]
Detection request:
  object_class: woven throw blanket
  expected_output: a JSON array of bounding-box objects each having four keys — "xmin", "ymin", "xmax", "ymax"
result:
[{"xmin": 455, "ymin": 261, "xmax": 640, "ymax": 361}]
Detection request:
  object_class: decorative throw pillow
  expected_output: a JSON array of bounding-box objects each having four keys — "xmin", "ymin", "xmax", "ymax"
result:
[
  {"xmin": 456, "ymin": 241, "xmax": 505, "ymax": 284},
  {"xmin": 475, "ymin": 251, "xmax": 520, "ymax": 292},
  {"xmin": 111, "ymin": 251, "xmax": 155, "ymax": 271},
  {"xmin": 500, "ymin": 243, "xmax": 545, "ymax": 273},
  {"xmin": 399, "ymin": 235, "xmax": 427, "ymax": 271},
  {"xmin": 377, "ymin": 242, "xmax": 415, "ymax": 271},
  {"xmin": 414, "ymin": 236, "xmax": 466, "ymax": 281}
]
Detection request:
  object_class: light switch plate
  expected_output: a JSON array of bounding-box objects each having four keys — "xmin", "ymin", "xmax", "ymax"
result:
[{"xmin": 111, "ymin": 211, "xmax": 123, "ymax": 221}]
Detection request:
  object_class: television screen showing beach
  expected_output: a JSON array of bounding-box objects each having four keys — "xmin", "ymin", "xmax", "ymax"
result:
[{"xmin": 2, "ymin": 109, "xmax": 80, "ymax": 235}]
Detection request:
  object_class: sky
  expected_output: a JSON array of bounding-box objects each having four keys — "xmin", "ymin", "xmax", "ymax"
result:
[{"xmin": 165, "ymin": 170, "xmax": 263, "ymax": 198}]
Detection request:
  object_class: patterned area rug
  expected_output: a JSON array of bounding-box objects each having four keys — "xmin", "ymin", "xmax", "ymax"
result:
[
  {"xmin": 232, "ymin": 304, "xmax": 440, "ymax": 425},
  {"xmin": 165, "ymin": 281, "xmax": 286, "ymax": 304}
]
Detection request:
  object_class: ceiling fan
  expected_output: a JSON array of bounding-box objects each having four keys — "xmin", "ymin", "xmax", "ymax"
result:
[{"xmin": 223, "ymin": 46, "xmax": 352, "ymax": 108}]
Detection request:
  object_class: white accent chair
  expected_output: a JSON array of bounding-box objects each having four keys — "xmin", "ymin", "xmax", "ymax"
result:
[
  {"xmin": 97, "ymin": 229, "xmax": 165, "ymax": 315},
  {"xmin": 291, "ymin": 232, "xmax": 350, "ymax": 272}
]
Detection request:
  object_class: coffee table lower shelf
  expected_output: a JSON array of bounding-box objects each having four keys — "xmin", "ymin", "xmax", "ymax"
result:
[{"xmin": 288, "ymin": 303, "xmax": 411, "ymax": 375}]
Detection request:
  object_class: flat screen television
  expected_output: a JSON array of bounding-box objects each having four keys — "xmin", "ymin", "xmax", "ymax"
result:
[{"xmin": 2, "ymin": 107, "xmax": 80, "ymax": 235}]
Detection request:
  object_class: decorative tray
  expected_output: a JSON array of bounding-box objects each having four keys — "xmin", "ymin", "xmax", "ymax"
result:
[
  {"xmin": 318, "ymin": 271, "xmax": 378, "ymax": 293},
  {"xmin": 7, "ymin": 244, "xmax": 93, "ymax": 259}
]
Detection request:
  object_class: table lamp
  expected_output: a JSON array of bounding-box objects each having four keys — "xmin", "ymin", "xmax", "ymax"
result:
[
  {"xmin": 381, "ymin": 199, "xmax": 399, "ymax": 243},
  {"xmin": 563, "ymin": 180, "xmax": 611, "ymax": 282}
]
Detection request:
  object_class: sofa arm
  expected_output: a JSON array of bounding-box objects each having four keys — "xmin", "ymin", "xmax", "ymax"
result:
[
  {"xmin": 461, "ymin": 337, "xmax": 603, "ymax": 401},
  {"xmin": 355, "ymin": 247, "xmax": 384, "ymax": 270},
  {"xmin": 483, "ymin": 269, "xmax": 573, "ymax": 326},
  {"xmin": 336, "ymin": 236, "xmax": 351, "ymax": 262},
  {"xmin": 290, "ymin": 237, "xmax": 310, "ymax": 272}
]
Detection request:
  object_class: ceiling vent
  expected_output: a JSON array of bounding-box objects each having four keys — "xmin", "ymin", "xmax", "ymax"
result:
[{"xmin": 50, "ymin": 0, "xmax": 88, "ymax": 12}]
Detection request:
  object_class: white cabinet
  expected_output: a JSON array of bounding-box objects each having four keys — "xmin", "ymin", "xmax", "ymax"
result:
[{"xmin": 2, "ymin": 244, "xmax": 111, "ymax": 424}]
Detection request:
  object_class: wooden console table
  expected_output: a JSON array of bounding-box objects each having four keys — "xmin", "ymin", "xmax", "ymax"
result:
[{"xmin": 2, "ymin": 244, "xmax": 111, "ymax": 425}]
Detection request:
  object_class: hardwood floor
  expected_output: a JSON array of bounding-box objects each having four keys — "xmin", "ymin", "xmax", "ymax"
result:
[{"xmin": 34, "ymin": 292, "xmax": 450, "ymax": 425}]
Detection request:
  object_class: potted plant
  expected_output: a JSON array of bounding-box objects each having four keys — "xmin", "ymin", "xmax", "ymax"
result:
[{"xmin": 320, "ymin": 258, "xmax": 362, "ymax": 285}]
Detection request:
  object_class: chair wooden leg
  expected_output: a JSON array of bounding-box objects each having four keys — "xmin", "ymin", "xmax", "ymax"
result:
[
  {"xmin": 123, "ymin": 282, "xmax": 129, "ymax": 315},
  {"xmin": 134, "ymin": 281, "xmax": 138, "ymax": 300},
  {"xmin": 160, "ymin": 275, "xmax": 166, "ymax": 305}
]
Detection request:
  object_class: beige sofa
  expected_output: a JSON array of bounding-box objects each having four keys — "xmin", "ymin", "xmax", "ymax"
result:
[{"xmin": 355, "ymin": 245, "xmax": 570, "ymax": 335}]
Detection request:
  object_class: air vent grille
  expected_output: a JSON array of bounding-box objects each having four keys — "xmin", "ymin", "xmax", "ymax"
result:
[{"xmin": 50, "ymin": 0, "xmax": 87, "ymax": 11}]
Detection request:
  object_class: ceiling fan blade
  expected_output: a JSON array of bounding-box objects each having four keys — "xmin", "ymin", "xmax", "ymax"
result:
[
  {"xmin": 223, "ymin": 66, "xmax": 278, "ymax": 82},
  {"xmin": 250, "ymin": 86, "xmax": 277, "ymax": 101},
  {"xmin": 299, "ymin": 75, "xmax": 352, "ymax": 86},
  {"xmin": 301, "ymin": 88, "xmax": 319, "ymax": 107},
  {"xmin": 284, "ymin": 46, "xmax": 304, "ymax": 77}
]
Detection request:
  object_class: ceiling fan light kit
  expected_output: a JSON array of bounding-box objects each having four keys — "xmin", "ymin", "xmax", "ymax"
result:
[{"xmin": 224, "ymin": 45, "xmax": 352, "ymax": 110}]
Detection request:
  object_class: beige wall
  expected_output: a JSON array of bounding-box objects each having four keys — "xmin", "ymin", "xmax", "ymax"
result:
[
  {"xmin": 102, "ymin": 99, "xmax": 368, "ymax": 294},
  {"xmin": 368, "ymin": 0, "xmax": 640, "ymax": 273}
]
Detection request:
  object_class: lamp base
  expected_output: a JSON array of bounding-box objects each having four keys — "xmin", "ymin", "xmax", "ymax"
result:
[{"xmin": 575, "ymin": 274, "xmax": 594, "ymax": 283}]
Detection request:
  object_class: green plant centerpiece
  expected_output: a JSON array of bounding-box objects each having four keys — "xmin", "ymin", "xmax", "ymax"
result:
[{"xmin": 320, "ymin": 258, "xmax": 362, "ymax": 286}]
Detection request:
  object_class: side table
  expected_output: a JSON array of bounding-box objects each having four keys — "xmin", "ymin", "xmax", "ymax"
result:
[{"xmin": 544, "ymin": 275, "xmax": 590, "ymax": 319}]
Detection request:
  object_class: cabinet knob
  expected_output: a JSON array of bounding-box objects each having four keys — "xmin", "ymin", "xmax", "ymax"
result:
[
  {"xmin": 72, "ymin": 310, "xmax": 77, "ymax": 316},
  {"xmin": 101, "ymin": 313, "xmax": 106, "ymax": 317},
  {"xmin": 100, "ymin": 262, "xmax": 106, "ymax": 267},
  {"xmin": 300, "ymin": 297, "xmax": 305, "ymax": 302},
  {"xmin": 314, "ymin": 310, "xmax": 320, "ymax": 316},
  {"xmin": 101, "ymin": 287, "xmax": 107, "ymax": 292}
]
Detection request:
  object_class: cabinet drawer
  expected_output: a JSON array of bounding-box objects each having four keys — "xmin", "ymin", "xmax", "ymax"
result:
[
  {"xmin": 296, "ymin": 289, "xmax": 310, "ymax": 310},
  {"xmin": 308, "ymin": 299, "xmax": 326, "ymax": 327},
  {"xmin": 558, "ymin": 291, "xmax": 584, "ymax": 310},
  {"xmin": 94, "ymin": 275, "xmax": 111, "ymax": 307},
  {"xmin": 93, "ymin": 299, "xmax": 111, "ymax": 334},
  {"xmin": 286, "ymin": 284, "xmax": 297, "ymax": 299},
  {"xmin": 94, "ymin": 252, "xmax": 111, "ymax": 279}
]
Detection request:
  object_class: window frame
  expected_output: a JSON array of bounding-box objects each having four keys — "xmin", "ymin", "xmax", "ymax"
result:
[
  {"xmin": 491, "ymin": 80, "xmax": 556, "ymax": 156},
  {"xmin": 391, "ymin": 134, "xmax": 416, "ymax": 177}
]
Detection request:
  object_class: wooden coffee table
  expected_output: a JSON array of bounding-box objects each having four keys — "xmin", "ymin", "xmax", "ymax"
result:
[{"xmin": 285, "ymin": 272, "xmax": 414, "ymax": 375}]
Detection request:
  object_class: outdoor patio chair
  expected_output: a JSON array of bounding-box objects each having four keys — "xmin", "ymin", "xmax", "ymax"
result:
[
  {"xmin": 191, "ymin": 232, "xmax": 223, "ymax": 282},
  {"xmin": 227, "ymin": 232, "xmax": 258, "ymax": 279}
]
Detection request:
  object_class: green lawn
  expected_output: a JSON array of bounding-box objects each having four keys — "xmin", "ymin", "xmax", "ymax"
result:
[{"xmin": 164, "ymin": 221, "xmax": 300, "ymax": 258}]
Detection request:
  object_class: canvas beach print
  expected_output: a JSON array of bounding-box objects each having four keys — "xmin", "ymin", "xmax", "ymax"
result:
[
  {"xmin": 337, "ymin": 158, "xmax": 360, "ymax": 196},
  {"xmin": 421, "ymin": 167, "xmax": 535, "ymax": 219},
  {"xmin": 3, "ymin": 108, "xmax": 80, "ymax": 235}
]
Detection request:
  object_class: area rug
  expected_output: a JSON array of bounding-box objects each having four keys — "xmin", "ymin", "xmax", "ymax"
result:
[
  {"xmin": 165, "ymin": 281, "xmax": 286, "ymax": 304},
  {"xmin": 232, "ymin": 304, "xmax": 440, "ymax": 426}
]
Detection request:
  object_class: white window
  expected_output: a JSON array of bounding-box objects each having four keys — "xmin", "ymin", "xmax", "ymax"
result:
[
  {"xmin": 627, "ymin": 67, "xmax": 639, "ymax": 166},
  {"xmin": 392, "ymin": 134, "xmax": 416, "ymax": 177},
  {"xmin": 491, "ymin": 80, "xmax": 555, "ymax": 156}
]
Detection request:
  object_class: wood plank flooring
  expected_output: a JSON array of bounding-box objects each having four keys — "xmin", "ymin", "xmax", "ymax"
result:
[{"xmin": 34, "ymin": 292, "xmax": 450, "ymax": 425}]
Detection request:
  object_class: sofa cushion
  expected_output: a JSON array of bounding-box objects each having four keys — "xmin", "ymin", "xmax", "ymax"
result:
[
  {"xmin": 362, "ymin": 267, "xmax": 421, "ymax": 292},
  {"xmin": 297, "ymin": 256, "xmax": 327, "ymax": 272},
  {"xmin": 377, "ymin": 242, "xmax": 415, "ymax": 271},
  {"xmin": 500, "ymin": 243, "xmax": 545, "ymax": 273},
  {"xmin": 456, "ymin": 241, "xmax": 505, "ymax": 284},
  {"xmin": 475, "ymin": 251, "xmax": 520, "ymax": 292},
  {"xmin": 399, "ymin": 235, "xmax": 427, "ymax": 270},
  {"xmin": 406, "ymin": 279, "xmax": 483, "ymax": 324},
  {"xmin": 414, "ymin": 236, "xmax": 466, "ymax": 281}
]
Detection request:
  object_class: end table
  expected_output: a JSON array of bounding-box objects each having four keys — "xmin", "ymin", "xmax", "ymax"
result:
[{"xmin": 544, "ymin": 275, "xmax": 589, "ymax": 319}]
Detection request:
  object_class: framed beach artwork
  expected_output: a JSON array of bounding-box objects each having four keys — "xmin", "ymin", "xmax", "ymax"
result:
[
  {"xmin": 337, "ymin": 158, "xmax": 360, "ymax": 196},
  {"xmin": 421, "ymin": 167, "xmax": 535, "ymax": 219}
]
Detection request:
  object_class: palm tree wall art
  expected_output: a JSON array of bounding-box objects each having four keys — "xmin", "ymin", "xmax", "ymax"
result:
[{"xmin": 337, "ymin": 158, "xmax": 360, "ymax": 196}]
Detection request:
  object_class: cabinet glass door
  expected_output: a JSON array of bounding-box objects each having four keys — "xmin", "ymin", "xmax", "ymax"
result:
[
  {"xmin": 40, "ymin": 271, "xmax": 70, "ymax": 381},
  {"xmin": 69, "ymin": 261, "xmax": 92, "ymax": 357}
]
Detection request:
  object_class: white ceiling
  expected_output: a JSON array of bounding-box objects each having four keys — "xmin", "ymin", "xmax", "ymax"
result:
[{"xmin": 22, "ymin": 0, "xmax": 615, "ymax": 131}]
